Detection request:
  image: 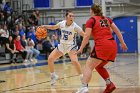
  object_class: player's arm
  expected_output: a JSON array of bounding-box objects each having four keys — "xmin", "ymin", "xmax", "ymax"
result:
[
  {"xmin": 79, "ymin": 28, "xmax": 91, "ymax": 51},
  {"xmin": 42, "ymin": 24, "xmax": 59, "ymax": 30},
  {"xmin": 79, "ymin": 31, "xmax": 85, "ymax": 37},
  {"xmin": 111, "ymin": 23, "xmax": 128, "ymax": 51},
  {"xmin": 75, "ymin": 25, "xmax": 85, "ymax": 37},
  {"xmin": 76, "ymin": 18, "xmax": 93, "ymax": 54}
]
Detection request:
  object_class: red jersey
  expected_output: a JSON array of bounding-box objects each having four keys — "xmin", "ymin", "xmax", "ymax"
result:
[
  {"xmin": 86, "ymin": 16, "xmax": 117, "ymax": 62},
  {"xmin": 14, "ymin": 39, "xmax": 24, "ymax": 51},
  {"xmin": 86, "ymin": 16, "xmax": 113, "ymax": 41}
]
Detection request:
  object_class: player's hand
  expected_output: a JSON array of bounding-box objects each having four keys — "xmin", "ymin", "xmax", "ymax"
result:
[
  {"xmin": 75, "ymin": 48, "xmax": 83, "ymax": 55},
  {"xmin": 120, "ymin": 43, "xmax": 128, "ymax": 52}
]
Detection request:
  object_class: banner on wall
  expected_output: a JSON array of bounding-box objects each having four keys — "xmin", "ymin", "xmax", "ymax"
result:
[
  {"xmin": 34, "ymin": 0, "xmax": 50, "ymax": 8},
  {"xmin": 76, "ymin": 0, "xmax": 93, "ymax": 7}
]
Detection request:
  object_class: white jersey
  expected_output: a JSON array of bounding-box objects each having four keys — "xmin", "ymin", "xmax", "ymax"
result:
[{"xmin": 57, "ymin": 20, "xmax": 83, "ymax": 45}]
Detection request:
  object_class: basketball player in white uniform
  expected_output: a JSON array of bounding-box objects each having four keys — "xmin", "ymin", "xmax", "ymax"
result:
[{"xmin": 42, "ymin": 10, "xmax": 85, "ymax": 85}]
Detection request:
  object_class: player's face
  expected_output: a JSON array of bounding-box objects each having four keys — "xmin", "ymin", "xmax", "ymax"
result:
[{"xmin": 66, "ymin": 12, "xmax": 74, "ymax": 22}]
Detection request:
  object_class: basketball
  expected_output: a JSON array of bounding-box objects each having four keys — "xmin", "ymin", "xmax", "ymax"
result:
[{"xmin": 36, "ymin": 26, "xmax": 47, "ymax": 40}]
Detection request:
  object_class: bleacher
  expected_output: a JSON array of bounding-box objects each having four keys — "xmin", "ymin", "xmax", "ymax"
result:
[
  {"xmin": 0, "ymin": 46, "xmax": 24, "ymax": 64},
  {"xmin": 0, "ymin": 47, "xmax": 10, "ymax": 63}
]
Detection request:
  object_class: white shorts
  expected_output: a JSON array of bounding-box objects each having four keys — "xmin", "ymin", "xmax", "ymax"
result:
[{"xmin": 57, "ymin": 43, "xmax": 78, "ymax": 55}]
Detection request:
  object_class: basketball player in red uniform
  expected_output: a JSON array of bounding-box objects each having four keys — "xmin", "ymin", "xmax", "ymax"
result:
[{"xmin": 76, "ymin": 4, "xmax": 128, "ymax": 93}]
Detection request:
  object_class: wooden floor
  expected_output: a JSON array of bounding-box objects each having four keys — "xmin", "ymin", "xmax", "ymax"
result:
[{"xmin": 0, "ymin": 54, "xmax": 140, "ymax": 93}]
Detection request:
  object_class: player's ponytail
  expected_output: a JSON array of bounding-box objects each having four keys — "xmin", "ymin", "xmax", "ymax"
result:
[{"xmin": 90, "ymin": 4, "xmax": 104, "ymax": 18}]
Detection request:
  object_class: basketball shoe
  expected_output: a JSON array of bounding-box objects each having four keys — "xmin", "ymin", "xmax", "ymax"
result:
[
  {"xmin": 76, "ymin": 86, "xmax": 89, "ymax": 93},
  {"xmin": 103, "ymin": 82, "xmax": 116, "ymax": 93},
  {"xmin": 51, "ymin": 74, "xmax": 59, "ymax": 85}
]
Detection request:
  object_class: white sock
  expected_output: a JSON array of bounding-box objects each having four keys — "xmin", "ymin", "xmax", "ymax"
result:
[
  {"xmin": 105, "ymin": 78, "xmax": 111, "ymax": 84},
  {"xmin": 82, "ymin": 83, "xmax": 88, "ymax": 87},
  {"xmin": 51, "ymin": 72, "xmax": 56, "ymax": 76}
]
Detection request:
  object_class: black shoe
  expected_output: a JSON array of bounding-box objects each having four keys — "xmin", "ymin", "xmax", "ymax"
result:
[{"xmin": 0, "ymin": 80, "xmax": 5, "ymax": 83}]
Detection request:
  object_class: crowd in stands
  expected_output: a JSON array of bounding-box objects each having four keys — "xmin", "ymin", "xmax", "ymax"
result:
[
  {"xmin": 0, "ymin": 2, "xmax": 43, "ymax": 63},
  {"xmin": 0, "ymin": 1, "xmax": 90, "ymax": 64}
]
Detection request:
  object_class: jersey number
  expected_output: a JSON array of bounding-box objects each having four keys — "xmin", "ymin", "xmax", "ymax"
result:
[
  {"xmin": 100, "ymin": 19, "xmax": 109, "ymax": 27},
  {"xmin": 63, "ymin": 34, "xmax": 68, "ymax": 40}
]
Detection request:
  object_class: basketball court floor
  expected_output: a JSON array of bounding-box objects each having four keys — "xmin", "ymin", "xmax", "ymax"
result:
[{"xmin": 0, "ymin": 54, "xmax": 139, "ymax": 93}]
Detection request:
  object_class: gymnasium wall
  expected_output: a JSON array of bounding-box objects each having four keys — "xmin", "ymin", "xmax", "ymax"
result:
[
  {"xmin": 21, "ymin": 0, "xmax": 95, "ymax": 9},
  {"xmin": 52, "ymin": 0, "xmax": 75, "ymax": 9}
]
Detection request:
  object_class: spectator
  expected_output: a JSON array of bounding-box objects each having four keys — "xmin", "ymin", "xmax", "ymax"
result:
[
  {"xmin": 50, "ymin": 35, "xmax": 59, "ymax": 48},
  {"xmin": 27, "ymin": 37, "xmax": 40, "ymax": 62},
  {"xmin": 3, "ymin": 2, "xmax": 13, "ymax": 14},
  {"xmin": 12, "ymin": 26, "xmax": 19, "ymax": 40},
  {"xmin": 18, "ymin": 24, "xmax": 25, "ymax": 37},
  {"xmin": 30, "ymin": 10, "xmax": 40, "ymax": 26},
  {"xmin": 1, "ymin": 24, "xmax": 9, "ymax": 38},
  {"xmin": 0, "ymin": 24, "xmax": 9, "ymax": 46},
  {"xmin": 28, "ymin": 16, "xmax": 34, "ymax": 26},
  {"xmin": 2, "ymin": 2, "xmax": 13, "ymax": 24},
  {"xmin": 20, "ymin": 35, "xmax": 33, "ymax": 62},
  {"xmin": 14, "ymin": 35, "xmax": 28, "ymax": 63},
  {"xmin": 5, "ymin": 35, "xmax": 18, "ymax": 63},
  {"xmin": 42, "ymin": 37, "xmax": 54, "ymax": 59},
  {"xmin": 26, "ymin": 26, "xmax": 37, "ymax": 43},
  {"xmin": 15, "ymin": 15, "xmax": 24, "ymax": 26}
]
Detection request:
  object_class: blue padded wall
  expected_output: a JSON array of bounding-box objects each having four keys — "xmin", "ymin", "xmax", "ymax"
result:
[{"xmin": 113, "ymin": 16, "xmax": 138, "ymax": 53}]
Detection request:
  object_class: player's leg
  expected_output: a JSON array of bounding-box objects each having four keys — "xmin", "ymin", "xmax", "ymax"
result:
[
  {"xmin": 95, "ymin": 61, "xmax": 116, "ymax": 93},
  {"xmin": 48, "ymin": 48, "xmax": 63, "ymax": 85},
  {"xmin": 101, "ymin": 40, "xmax": 117, "ymax": 93},
  {"xmin": 48, "ymin": 48, "xmax": 63, "ymax": 72},
  {"xmin": 95, "ymin": 61, "xmax": 110, "ymax": 82},
  {"xmin": 76, "ymin": 57, "xmax": 102, "ymax": 93},
  {"xmin": 68, "ymin": 50, "xmax": 82, "ymax": 75},
  {"xmin": 96, "ymin": 40, "xmax": 117, "ymax": 93},
  {"xmin": 82, "ymin": 57, "xmax": 102, "ymax": 85}
]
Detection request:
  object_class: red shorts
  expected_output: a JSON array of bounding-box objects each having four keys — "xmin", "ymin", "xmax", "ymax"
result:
[{"xmin": 90, "ymin": 39, "xmax": 118, "ymax": 62}]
